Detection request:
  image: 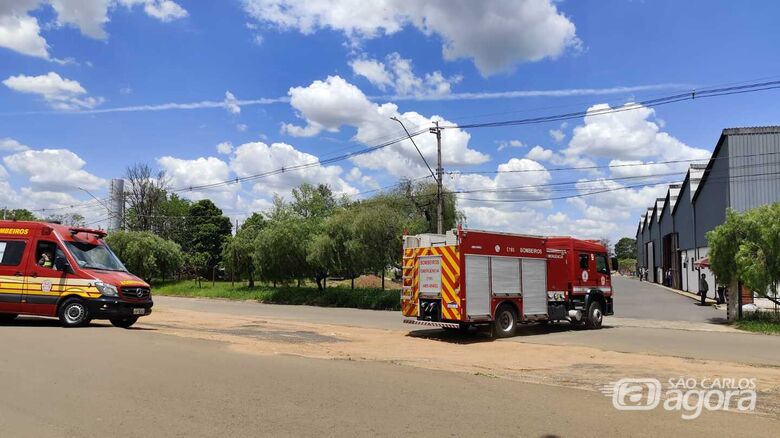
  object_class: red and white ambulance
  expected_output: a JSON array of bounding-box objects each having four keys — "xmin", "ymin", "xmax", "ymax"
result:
[
  {"xmin": 0, "ymin": 221, "xmax": 152, "ymax": 328},
  {"xmin": 401, "ymin": 228, "xmax": 613, "ymax": 337}
]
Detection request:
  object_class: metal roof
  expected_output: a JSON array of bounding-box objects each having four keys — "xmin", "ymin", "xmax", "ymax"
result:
[{"xmin": 692, "ymin": 126, "xmax": 780, "ymax": 202}]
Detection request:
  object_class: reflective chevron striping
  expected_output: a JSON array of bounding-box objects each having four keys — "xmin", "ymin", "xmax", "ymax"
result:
[{"xmin": 400, "ymin": 245, "xmax": 461, "ymax": 321}]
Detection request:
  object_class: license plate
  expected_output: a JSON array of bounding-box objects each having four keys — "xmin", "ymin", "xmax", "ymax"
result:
[{"xmin": 133, "ymin": 308, "xmax": 146, "ymax": 315}]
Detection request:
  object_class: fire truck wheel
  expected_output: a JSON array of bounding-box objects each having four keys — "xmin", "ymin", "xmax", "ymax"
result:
[
  {"xmin": 0, "ymin": 313, "xmax": 18, "ymax": 323},
  {"xmin": 585, "ymin": 301, "xmax": 604, "ymax": 329},
  {"xmin": 58, "ymin": 298, "xmax": 91, "ymax": 327},
  {"xmin": 493, "ymin": 304, "xmax": 517, "ymax": 338},
  {"xmin": 110, "ymin": 317, "xmax": 139, "ymax": 329}
]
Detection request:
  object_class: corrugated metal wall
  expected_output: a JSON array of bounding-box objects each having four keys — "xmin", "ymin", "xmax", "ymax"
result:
[
  {"xmin": 695, "ymin": 141, "xmax": 730, "ymax": 245},
  {"xmin": 728, "ymin": 132, "xmax": 780, "ymax": 211},
  {"xmin": 674, "ymin": 178, "xmax": 695, "ymax": 250}
]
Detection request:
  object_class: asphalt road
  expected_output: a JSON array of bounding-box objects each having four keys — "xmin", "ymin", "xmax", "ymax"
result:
[
  {"xmin": 1, "ymin": 321, "xmax": 777, "ymax": 438},
  {"xmin": 612, "ymin": 276, "xmax": 726, "ymax": 323},
  {"xmin": 151, "ymin": 276, "xmax": 780, "ymax": 367}
]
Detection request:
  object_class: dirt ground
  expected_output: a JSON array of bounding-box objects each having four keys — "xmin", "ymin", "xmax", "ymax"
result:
[{"xmin": 140, "ymin": 306, "xmax": 780, "ymax": 418}]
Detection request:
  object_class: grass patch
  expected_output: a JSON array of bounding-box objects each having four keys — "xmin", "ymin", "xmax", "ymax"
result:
[
  {"xmin": 151, "ymin": 280, "xmax": 401, "ymax": 311},
  {"xmin": 735, "ymin": 311, "xmax": 780, "ymax": 335}
]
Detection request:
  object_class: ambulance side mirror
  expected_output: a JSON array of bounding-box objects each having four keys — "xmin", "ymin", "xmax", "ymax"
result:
[
  {"xmin": 55, "ymin": 257, "xmax": 72, "ymax": 273},
  {"xmin": 611, "ymin": 257, "xmax": 619, "ymax": 272}
]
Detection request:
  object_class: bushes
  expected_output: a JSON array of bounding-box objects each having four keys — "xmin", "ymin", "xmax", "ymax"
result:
[
  {"xmin": 152, "ymin": 281, "xmax": 401, "ymax": 311},
  {"xmin": 105, "ymin": 231, "xmax": 184, "ymax": 281}
]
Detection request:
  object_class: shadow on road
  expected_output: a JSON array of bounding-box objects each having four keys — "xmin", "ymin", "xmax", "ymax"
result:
[
  {"xmin": 0, "ymin": 317, "xmax": 157, "ymax": 330},
  {"xmin": 406, "ymin": 322, "xmax": 613, "ymax": 343}
]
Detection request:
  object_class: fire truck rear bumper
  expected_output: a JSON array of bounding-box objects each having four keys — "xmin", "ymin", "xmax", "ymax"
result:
[{"xmin": 403, "ymin": 318, "xmax": 461, "ymax": 329}]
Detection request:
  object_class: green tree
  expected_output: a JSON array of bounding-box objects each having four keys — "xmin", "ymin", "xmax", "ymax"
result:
[
  {"xmin": 185, "ymin": 199, "xmax": 232, "ymax": 274},
  {"xmin": 254, "ymin": 217, "xmax": 311, "ymax": 286},
  {"xmin": 352, "ymin": 199, "xmax": 408, "ymax": 290},
  {"xmin": 0, "ymin": 208, "xmax": 37, "ymax": 221},
  {"xmin": 222, "ymin": 213, "xmax": 267, "ymax": 288},
  {"xmin": 618, "ymin": 258, "xmax": 637, "ymax": 275},
  {"xmin": 291, "ymin": 183, "xmax": 341, "ymax": 219},
  {"xmin": 614, "ymin": 237, "xmax": 637, "ymax": 260},
  {"xmin": 125, "ymin": 163, "xmax": 169, "ymax": 232},
  {"xmin": 152, "ymin": 193, "xmax": 191, "ymax": 246},
  {"xmin": 307, "ymin": 209, "xmax": 367, "ymax": 289},
  {"xmin": 105, "ymin": 231, "xmax": 184, "ymax": 282},
  {"xmin": 708, "ymin": 205, "xmax": 780, "ymax": 306},
  {"xmin": 45, "ymin": 213, "xmax": 85, "ymax": 227},
  {"xmin": 395, "ymin": 180, "xmax": 461, "ymax": 233}
]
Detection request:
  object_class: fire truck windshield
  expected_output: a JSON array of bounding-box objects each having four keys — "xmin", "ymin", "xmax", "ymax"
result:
[{"xmin": 64, "ymin": 241, "xmax": 128, "ymax": 272}]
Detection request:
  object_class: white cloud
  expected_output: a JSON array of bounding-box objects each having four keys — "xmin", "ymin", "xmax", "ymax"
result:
[
  {"xmin": 229, "ymin": 141, "xmax": 357, "ymax": 198},
  {"xmin": 157, "ymin": 155, "xmax": 237, "ymax": 206},
  {"xmin": 349, "ymin": 58, "xmax": 393, "ymax": 91},
  {"xmin": 526, "ymin": 145, "xmax": 554, "ymax": 162},
  {"xmin": 242, "ymin": 0, "xmax": 579, "ymax": 76},
  {"xmin": 3, "ymin": 72, "xmax": 104, "ymax": 110},
  {"xmin": 0, "ymin": 138, "xmax": 30, "ymax": 153},
  {"xmin": 49, "ymin": 0, "xmax": 110, "ymax": 39},
  {"xmin": 345, "ymin": 167, "xmax": 379, "ymax": 189},
  {"xmin": 549, "ymin": 128, "xmax": 565, "ymax": 143},
  {"xmin": 496, "ymin": 139, "xmax": 525, "ymax": 151},
  {"xmin": 0, "ymin": 0, "xmax": 187, "ymax": 59},
  {"xmin": 3, "ymin": 148, "xmax": 106, "ymax": 191},
  {"xmin": 446, "ymin": 158, "xmax": 554, "ymax": 232},
  {"xmin": 565, "ymin": 103, "xmax": 711, "ymax": 163},
  {"xmin": 224, "ymin": 90, "xmax": 241, "ymax": 114},
  {"xmin": 571, "ymin": 178, "xmax": 669, "ymax": 214},
  {"xmin": 139, "ymin": 0, "xmax": 188, "ymax": 22},
  {"xmin": 525, "ymin": 145, "xmax": 597, "ymax": 173},
  {"xmin": 350, "ymin": 52, "xmax": 462, "ymax": 97},
  {"xmin": 0, "ymin": 13, "xmax": 48, "ymax": 58},
  {"xmin": 607, "ymin": 159, "xmax": 678, "ymax": 180},
  {"xmin": 236, "ymin": 123, "xmax": 248, "ymax": 132},
  {"xmin": 282, "ymin": 75, "xmax": 489, "ymax": 178},
  {"xmin": 216, "ymin": 141, "xmax": 234, "ymax": 155}
]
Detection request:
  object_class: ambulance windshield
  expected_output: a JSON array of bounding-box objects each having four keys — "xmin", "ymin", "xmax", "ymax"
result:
[{"xmin": 64, "ymin": 241, "xmax": 128, "ymax": 272}]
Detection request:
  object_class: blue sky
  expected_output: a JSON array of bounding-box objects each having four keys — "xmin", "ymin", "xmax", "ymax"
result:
[{"xmin": 1, "ymin": 0, "xmax": 779, "ymax": 241}]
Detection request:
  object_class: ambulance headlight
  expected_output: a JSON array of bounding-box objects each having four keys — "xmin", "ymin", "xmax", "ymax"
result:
[{"xmin": 95, "ymin": 282, "xmax": 119, "ymax": 297}]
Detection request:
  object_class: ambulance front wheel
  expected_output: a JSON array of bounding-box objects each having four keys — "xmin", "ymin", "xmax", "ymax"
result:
[
  {"xmin": 585, "ymin": 301, "xmax": 604, "ymax": 329},
  {"xmin": 58, "ymin": 298, "xmax": 91, "ymax": 327},
  {"xmin": 493, "ymin": 304, "xmax": 517, "ymax": 338}
]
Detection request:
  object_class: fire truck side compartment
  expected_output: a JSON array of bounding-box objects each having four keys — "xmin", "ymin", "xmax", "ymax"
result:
[{"xmin": 464, "ymin": 255, "xmax": 490, "ymax": 318}]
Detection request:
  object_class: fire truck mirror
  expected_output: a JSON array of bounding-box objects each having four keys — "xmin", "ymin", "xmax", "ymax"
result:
[{"xmin": 579, "ymin": 254, "xmax": 589, "ymax": 270}]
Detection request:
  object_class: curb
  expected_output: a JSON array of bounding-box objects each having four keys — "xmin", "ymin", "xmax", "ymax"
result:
[{"xmin": 619, "ymin": 275, "xmax": 724, "ymax": 309}]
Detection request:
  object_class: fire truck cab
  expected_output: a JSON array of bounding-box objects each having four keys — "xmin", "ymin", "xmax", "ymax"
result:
[
  {"xmin": 0, "ymin": 221, "xmax": 153, "ymax": 328},
  {"xmin": 401, "ymin": 228, "xmax": 613, "ymax": 337}
]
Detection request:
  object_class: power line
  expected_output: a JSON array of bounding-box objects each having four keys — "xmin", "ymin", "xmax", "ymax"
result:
[
  {"xmin": 439, "ymin": 80, "xmax": 780, "ymax": 131},
  {"xmin": 454, "ymin": 169, "xmax": 780, "ymax": 204},
  {"xmin": 168, "ymin": 128, "xmax": 429, "ymax": 193},
  {"xmin": 162, "ymin": 78, "xmax": 780, "ymax": 194},
  {"xmin": 449, "ymin": 150, "xmax": 780, "ymax": 176}
]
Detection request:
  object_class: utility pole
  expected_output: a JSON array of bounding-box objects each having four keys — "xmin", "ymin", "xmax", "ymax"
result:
[
  {"xmin": 430, "ymin": 121, "xmax": 443, "ymax": 234},
  {"xmin": 390, "ymin": 116, "xmax": 443, "ymax": 234}
]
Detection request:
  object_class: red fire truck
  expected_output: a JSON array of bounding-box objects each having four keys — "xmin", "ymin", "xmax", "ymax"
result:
[{"xmin": 401, "ymin": 228, "xmax": 613, "ymax": 337}]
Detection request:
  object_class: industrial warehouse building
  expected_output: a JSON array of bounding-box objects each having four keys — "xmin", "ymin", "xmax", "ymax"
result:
[{"xmin": 636, "ymin": 126, "xmax": 780, "ymax": 294}]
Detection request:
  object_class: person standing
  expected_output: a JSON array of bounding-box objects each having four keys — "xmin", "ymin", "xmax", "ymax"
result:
[{"xmin": 699, "ymin": 273, "xmax": 709, "ymax": 305}]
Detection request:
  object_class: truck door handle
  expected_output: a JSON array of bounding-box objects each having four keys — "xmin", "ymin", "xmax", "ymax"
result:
[
  {"xmin": 30, "ymin": 273, "xmax": 37, "ymax": 278},
  {"xmin": 14, "ymin": 271, "xmax": 23, "ymax": 276}
]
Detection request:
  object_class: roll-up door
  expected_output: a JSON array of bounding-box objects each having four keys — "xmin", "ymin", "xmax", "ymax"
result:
[
  {"xmin": 465, "ymin": 255, "xmax": 490, "ymax": 317},
  {"xmin": 490, "ymin": 257, "xmax": 521, "ymax": 296},
  {"xmin": 521, "ymin": 258, "xmax": 547, "ymax": 316}
]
